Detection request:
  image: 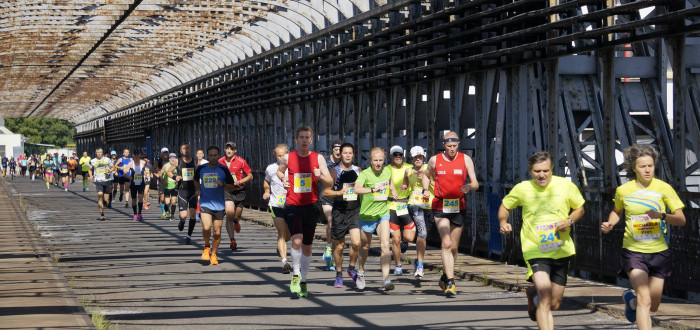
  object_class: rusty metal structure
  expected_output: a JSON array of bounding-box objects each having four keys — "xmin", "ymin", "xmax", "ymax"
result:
[{"xmin": 2, "ymin": 1, "xmax": 699, "ymax": 297}]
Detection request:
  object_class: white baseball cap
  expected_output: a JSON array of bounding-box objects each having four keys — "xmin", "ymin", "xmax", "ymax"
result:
[
  {"xmin": 410, "ymin": 146, "xmax": 426, "ymax": 158},
  {"xmin": 160, "ymin": 147, "xmax": 169, "ymax": 153},
  {"xmin": 389, "ymin": 145, "xmax": 404, "ymax": 155}
]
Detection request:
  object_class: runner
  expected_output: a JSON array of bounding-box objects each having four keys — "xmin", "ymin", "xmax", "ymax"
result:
[
  {"xmin": 155, "ymin": 148, "xmax": 170, "ymax": 218},
  {"xmin": 263, "ymin": 144, "xmax": 292, "ymax": 273},
  {"xmin": 108, "ymin": 151, "xmax": 118, "ymax": 207},
  {"xmin": 143, "ymin": 158, "xmax": 153, "ymax": 210},
  {"xmin": 52, "ymin": 154, "xmax": 61, "ymax": 187},
  {"xmin": 89, "ymin": 149, "xmax": 115, "ymax": 221},
  {"xmin": 1, "ymin": 154, "xmax": 7, "ymax": 177},
  {"xmin": 194, "ymin": 146, "xmax": 235, "ymax": 266},
  {"xmin": 405, "ymin": 145, "xmax": 434, "ymax": 279},
  {"xmin": 161, "ymin": 153, "xmax": 179, "ymax": 221},
  {"xmin": 323, "ymin": 142, "xmax": 361, "ymax": 288},
  {"xmin": 601, "ymin": 144, "xmax": 686, "ymax": 330},
  {"xmin": 126, "ymin": 151, "xmax": 146, "ymax": 221},
  {"xmin": 68, "ymin": 155, "xmax": 78, "ymax": 183},
  {"xmin": 353, "ymin": 147, "xmax": 395, "ymax": 291},
  {"xmin": 422, "ymin": 131, "xmax": 479, "ymax": 297},
  {"xmin": 498, "ymin": 151, "xmax": 585, "ymax": 329},
  {"xmin": 218, "ymin": 141, "xmax": 253, "ymax": 251},
  {"xmin": 171, "ymin": 143, "xmax": 198, "ymax": 244},
  {"xmin": 320, "ymin": 139, "xmax": 343, "ymax": 271},
  {"xmin": 115, "ymin": 149, "xmax": 132, "ymax": 208},
  {"xmin": 386, "ymin": 145, "xmax": 415, "ymax": 276},
  {"xmin": 276, "ymin": 126, "xmax": 332, "ymax": 297},
  {"xmin": 195, "ymin": 149, "xmax": 208, "ymax": 222},
  {"xmin": 19, "ymin": 153, "xmax": 27, "ymax": 177},
  {"xmin": 60, "ymin": 156, "xmax": 70, "ymax": 191},
  {"xmin": 8, "ymin": 157, "xmax": 16, "ymax": 179},
  {"xmin": 79, "ymin": 151, "xmax": 91, "ymax": 191},
  {"xmin": 42, "ymin": 154, "xmax": 53, "ymax": 189},
  {"xmin": 28, "ymin": 155, "xmax": 37, "ymax": 181}
]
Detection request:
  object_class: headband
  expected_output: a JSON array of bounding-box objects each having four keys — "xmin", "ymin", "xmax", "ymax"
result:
[{"xmin": 442, "ymin": 137, "xmax": 460, "ymax": 143}]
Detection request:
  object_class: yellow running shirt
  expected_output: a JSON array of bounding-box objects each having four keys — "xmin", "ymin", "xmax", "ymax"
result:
[
  {"xmin": 501, "ymin": 176, "xmax": 585, "ymax": 261},
  {"xmin": 613, "ymin": 178, "xmax": 684, "ymax": 254},
  {"xmin": 386, "ymin": 163, "xmax": 413, "ymax": 210},
  {"xmin": 407, "ymin": 164, "xmax": 434, "ymax": 210}
]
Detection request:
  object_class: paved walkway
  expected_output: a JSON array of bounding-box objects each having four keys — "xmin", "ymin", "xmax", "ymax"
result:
[
  {"xmin": 0, "ymin": 176, "xmax": 92, "ymax": 329},
  {"xmin": 1, "ymin": 175, "xmax": 697, "ymax": 329}
]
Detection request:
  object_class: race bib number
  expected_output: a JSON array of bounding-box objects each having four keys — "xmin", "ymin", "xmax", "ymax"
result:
[
  {"xmin": 133, "ymin": 174, "xmax": 143, "ymax": 185},
  {"xmin": 536, "ymin": 223, "xmax": 563, "ymax": 252},
  {"xmin": 396, "ymin": 202, "xmax": 409, "ymax": 216},
  {"xmin": 412, "ymin": 190, "xmax": 430, "ymax": 208},
  {"xmin": 293, "ymin": 173, "xmax": 312, "ymax": 193},
  {"xmin": 60, "ymin": 168, "xmax": 68, "ymax": 174},
  {"xmin": 95, "ymin": 168, "xmax": 106, "ymax": 179},
  {"xmin": 203, "ymin": 173, "xmax": 218, "ymax": 189},
  {"xmin": 182, "ymin": 168, "xmax": 194, "ymax": 181},
  {"xmin": 631, "ymin": 214, "xmax": 661, "ymax": 241},
  {"xmin": 144, "ymin": 169, "xmax": 150, "ymax": 176},
  {"xmin": 373, "ymin": 182, "xmax": 389, "ymax": 201},
  {"xmin": 276, "ymin": 195, "xmax": 286, "ymax": 206},
  {"xmin": 442, "ymin": 198, "xmax": 460, "ymax": 213},
  {"xmin": 343, "ymin": 183, "xmax": 357, "ymax": 201}
]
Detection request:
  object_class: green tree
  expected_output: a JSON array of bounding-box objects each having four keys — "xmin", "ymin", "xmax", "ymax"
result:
[{"xmin": 4, "ymin": 118, "xmax": 75, "ymax": 148}]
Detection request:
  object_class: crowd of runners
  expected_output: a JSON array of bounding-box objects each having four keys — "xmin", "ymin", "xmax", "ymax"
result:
[{"xmin": 1, "ymin": 126, "xmax": 686, "ymax": 330}]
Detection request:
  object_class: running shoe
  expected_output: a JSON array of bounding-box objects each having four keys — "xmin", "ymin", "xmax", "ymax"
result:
[
  {"xmin": 290, "ymin": 275, "xmax": 301, "ymax": 293},
  {"xmin": 414, "ymin": 265, "xmax": 424, "ymax": 279},
  {"xmin": 165, "ymin": 211, "xmax": 171, "ymax": 218},
  {"xmin": 323, "ymin": 245, "xmax": 333, "ymax": 269},
  {"xmin": 124, "ymin": 202, "xmax": 128, "ymax": 208},
  {"xmin": 133, "ymin": 215, "xmax": 139, "ymax": 221},
  {"xmin": 146, "ymin": 202, "xmax": 151, "ymax": 206},
  {"xmin": 356, "ymin": 271, "xmax": 366, "ymax": 290},
  {"xmin": 161, "ymin": 212, "xmax": 167, "ymax": 219},
  {"xmin": 201, "ymin": 247, "xmax": 211, "ymax": 261},
  {"xmin": 99, "ymin": 216, "xmax": 105, "ymax": 221},
  {"xmin": 230, "ymin": 239, "xmax": 237, "ymax": 251},
  {"xmin": 622, "ymin": 289, "xmax": 637, "ymax": 323},
  {"xmin": 144, "ymin": 204, "xmax": 149, "ymax": 210},
  {"xmin": 445, "ymin": 279, "xmax": 457, "ymax": 297},
  {"xmin": 233, "ymin": 220, "xmax": 241, "ymax": 233},
  {"xmin": 82, "ymin": 187, "xmax": 87, "ymax": 192},
  {"xmin": 381, "ymin": 278, "xmax": 395, "ymax": 291},
  {"xmin": 64, "ymin": 188, "xmax": 67, "ymax": 192},
  {"xmin": 210, "ymin": 254, "xmax": 219, "ymax": 266},
  {"xmin": 107, "ymin": 203, "xmax": 112, "ymax": 208},
  {"xmin": 334, "ymin": 273, "xmax": 344, "ymax": 288},
  {"xmin": 282, "ymin": 261, "xmax": 292, "ymax": 274},
  {"xmin": 393, "ymin": 264, "xmax": 403, "ymax": 275},
  {"xmin": 526, "ymin": 285, "xmax": 538, "ymax": 322},
  {"xmin": 439, "ymin": 273, "xmax": 447, "ymax": 293},
  {"xmin": 138, "ymin": 214, "xmax": 143, "ymax": 221},
  {"xmin": 178, "ymin": 219, "xmax": 185, "ymax": 231},
  {"xmin": 185, "ymin": 236, "xmax": 191, "ymax": 245},
  {"xmin": 347, "ymin": 268, "xmax": 358, "ymax": 284},
  {"xmin": 298, "ymin": 282, "xmax": 308, "ymax": 297}
]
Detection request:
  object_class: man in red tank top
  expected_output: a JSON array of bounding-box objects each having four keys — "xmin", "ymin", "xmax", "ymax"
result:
[
  {"xmin": 422, "ymin": 131, "xmax": 479, "ymax": 297},
  {"xmin": 218, "ymin": 141, "xmax": 254, "ymax": 251},
  {"xmin": 277, "ymin": 126, "xmax": 333, "ymax": 298}
]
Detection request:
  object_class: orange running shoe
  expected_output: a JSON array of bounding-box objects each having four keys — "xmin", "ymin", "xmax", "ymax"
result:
[
  {"xmin": 230, "ymin": 239, "xmax": 238, "ymax": 251},
  {"xmin": 234, "ymin": 220, "xmax": 241, "ymax": 233},
  {"xmin": 201, "ymin": 247, "xmax": 211, "ymax": 261},
  {"xmin": 210, "ymin": 254, "xmax": 218, "ymax": 265},
  {"xmin": 144, "ymin": 204, "xmax": 149, "ymax": 210}
]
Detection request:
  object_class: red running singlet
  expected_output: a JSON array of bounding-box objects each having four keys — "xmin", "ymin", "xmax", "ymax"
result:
[
  {"xmin": 286, "ymin": 151, "xmax": 319, "ymax": 206},
  {"xmin": 432, "ymin": 152, "xmax": 468, "ymax": 211}
]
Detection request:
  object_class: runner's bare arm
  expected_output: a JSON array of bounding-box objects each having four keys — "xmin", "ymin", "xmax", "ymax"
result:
[
  {"xmin": 276, "ymin": 154, "xmax": 289, "ymax": 183},
  {"xmin": 421, "ymin": 156, "xmax": 436, "ymax": 198},
  {"xmin": 555, "ymin": 206, "xmax": 585, "ymax": 231},
  {"xmin": 262, "ymin": 179, "xmax": 271, "ymax": 200},
  {"xmin": 323, "ymin": 168, "xmax": 344, "ymax": 198},
  {"xmin": 498, "ymin": 204, "xmax": 512, "ymax": 234},
  {"xmin": 645, "ymin": 208, "xmax": 685, "ymax": 227},
  {"xmin": 602, "ymin": 207, "xmax": 623, "ymax": 234},
  {"xmin": 317, "ymin": 154, "xmax": 333, "ymax": 187},
  {"xmin": 194, "ymin": 179, "xmax": 201, "ymax": 197},
  {"xmin": 239, "ymin": 171, "xmax": 253, "ymax": 185},
  {"xmin": 464, "ymin": 155, "xmax": 479, "ymax": 192}
]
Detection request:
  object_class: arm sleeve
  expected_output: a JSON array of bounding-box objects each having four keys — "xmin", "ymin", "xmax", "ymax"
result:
[
  {"xmin": 613, "ymin": 187, "xmax": 624, "ymax": 210},
  {"xmin": 662, "ymin": 184, "xmax": 685, "ymax": 213},
  {"xmin": 568, "ymin": 182, "xmax": 586, "ymax": 209},
  {"xmin": 243, "ymin": 160, "xmax": 252, "ymax": 175},
  {"xmin": 501, "ymin": 185, "xmax": 521, "ymax": 210},
  {"xmin": 221, "ymin": 166, "xmax": 235, "ymax": 185},
  {"xmin": 356, "ymin": 171, "xmax": 367, "ymax": 187},
  {"xmin": 264, "ymin": 166, "xmax": 272, "ymax": 182}
]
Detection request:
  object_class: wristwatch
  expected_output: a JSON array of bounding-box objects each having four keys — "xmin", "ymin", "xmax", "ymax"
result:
[
  {"xmin": 370, "ymin": 188, "xmax": 375, "ymax": 193},
  {"xmin": 568, "ymin": 218, "xmax": 574, "ymax": 226}
]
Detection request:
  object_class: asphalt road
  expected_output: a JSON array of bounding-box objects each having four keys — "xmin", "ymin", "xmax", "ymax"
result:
[{"xmin": 6, "ymin": 177, "xmax": 638, "ymax": 329}]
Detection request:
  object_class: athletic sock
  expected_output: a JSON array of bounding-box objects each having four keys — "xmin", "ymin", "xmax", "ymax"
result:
[
  {"xmin": 187, "ymin": 218, "xmax": 196, "ymax": 236},
  {"xmin": 170, "ymin": 204, "xmax": 176, "ymax": 217},
  {"xmin": 138, "ymin": 202, "xmax": 143, "ymax": 214},
  {"xmin": 160, "ymin": 203, "xmax": 165, "ymax": 213},
  {"xmin": 416, "ymin": 261, "xmax": 423, "ymax": 267},
  {"xmin": 300, "ymin": 253, "xmax": 311, "ymax": 282},
  {"xmin": 291, "ymin": 248, "xmax": 301, "ymax": 275},
  {"xmin": 132, "ymin": 205, "xmax": 137, "ymax": 215},
  {"xmin": 65, "ymin": 182, "xmax": 68, "ymax": 189},
  {"xmin": 45, "ymin": 181, "xmax": 49, "ymax": 189}
]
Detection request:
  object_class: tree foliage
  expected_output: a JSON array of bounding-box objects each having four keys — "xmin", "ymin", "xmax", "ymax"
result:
[{"xmin": 4, "ymin": 118, "xmax": 75, "ymax": 148}]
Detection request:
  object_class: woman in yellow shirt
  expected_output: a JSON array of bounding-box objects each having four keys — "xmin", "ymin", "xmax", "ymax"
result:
[{"xmin": 602, "ymin": 144, "xmax": 686, "ymax": 329}]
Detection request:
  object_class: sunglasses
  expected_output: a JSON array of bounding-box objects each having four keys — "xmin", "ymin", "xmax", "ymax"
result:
[{"xmin": 392, "ymin": 152, "xmax": 403, "ymax": 157}]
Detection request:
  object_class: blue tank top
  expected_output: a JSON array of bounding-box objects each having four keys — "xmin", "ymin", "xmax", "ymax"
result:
[{"xmin": 117, "ymin": 157, "xmax": 131, "ymax": 177}]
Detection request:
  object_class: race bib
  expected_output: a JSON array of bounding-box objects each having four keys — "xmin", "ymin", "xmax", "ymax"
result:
[
  {"xmin": 343, "ymin": 183, "xmax": 357, "ymax": 201},
  {"xmin": 293, "ymin": 173, "xmax": 312, "ymax": 193},
  {"xmin": 536, "ymin": 223, "xmax": 563, "ymax": 252},
  {"xmin": 60, "ymin": 168, "xmax": 68, "ymax": 174},
  {"xmin": 203, "ymin": 173, "xmax": 218, "ymax": 189},
  {"xmin": 182, "ymin": 168, "xmax": 194, "ymax": 181},
  {"xmin": 442, "ymin": 198, "xmax": 460, "ymax": 213},
  {"xmin": 276, "ymin": 195, "xmax": 286, "ymax": 206},
  {"xmin": 412, "ymin": 190, "xmax": 430, "ymax": 208},
  {"xmin": 396, "ymin": 202, "xmax": 409, "ymax": 216},
  {"xmin": 95, "ymin": 168, "xmax": 106, "ymax": 179},
  {"xmin": 373, "ymin": 182, "xmax": 389, "ymax": 201},
  {"xmin": 133, "ymin": 174, "xmax": 143, "ymax": 185},
  {"xmin": 631, "ymin": 214, "xmax": 661, "ymax": 241},
  {"xmin": 144, "ymin": 169, "xmax": 150, "ymax": 176}
]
